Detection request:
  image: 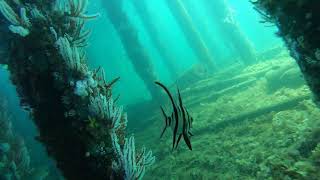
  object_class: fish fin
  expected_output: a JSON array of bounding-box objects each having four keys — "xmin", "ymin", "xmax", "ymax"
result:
[
  {"xmin": 183, "ymin": 133, "xmax": 192, "ymax": 150},
  {"xmin": 160, "ymin": 106, "xmax": 168, "ymax": 119},
  {"xmin": 177, "ymin": 87, "xmax": 183, "ymax": 107},
  {"xmin": 155, "ymin": 81, "xmax": 176, "ymax": 109},
  {"xmin": 172, "ymin": 133, "xmax": 176, "ymax": 150},
  {"xmin": 188, "ymin": 131, "xmax": 194, "ymax": 136},
  {"xmin": 160, "ymin": 127, "xmax": 167, "ymax": 138},
  {"xmin": 175, "ymin": 134, "xmax": 183, "ymax": 149},
  {"xmin": 160, "ymin": 106, "xmax": 169, "ymax": 138}
]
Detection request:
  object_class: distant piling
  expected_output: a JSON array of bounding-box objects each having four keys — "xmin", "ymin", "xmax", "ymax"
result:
[
  {"xmin": 204, "ymin": 0, "xmax": 257, "ymax": 65},
  {"xmin": 131, "ymin": 0, "xmax": 180, "ymax": 80},
  {"xmin": 102, "ymin": 0, "xmax": 160, "ymax": 100},
  {"xmin": 164, "ymin": 0, "xmax": 217, "ymax": 72}
]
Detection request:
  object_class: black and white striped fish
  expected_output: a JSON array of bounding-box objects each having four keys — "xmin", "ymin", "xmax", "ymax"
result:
[{"xmin": 155, "ymin": 81, "xmax": 194, "ymax": 150}]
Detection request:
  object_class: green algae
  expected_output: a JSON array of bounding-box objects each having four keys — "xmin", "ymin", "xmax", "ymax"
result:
[{"xmin": 132, "ymin": 54, "xmax": 320, "ymax": 179}]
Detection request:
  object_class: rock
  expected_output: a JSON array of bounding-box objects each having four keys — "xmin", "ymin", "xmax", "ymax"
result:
[{"xmin": 265, "ymin": 65, "xmax": 305, "ymax": 92}]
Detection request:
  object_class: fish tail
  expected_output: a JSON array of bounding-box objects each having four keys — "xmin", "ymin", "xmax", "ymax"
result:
[
  {"xmin": 160, "ymin": 106, "xmax": 169, "ymax": 138},
  {"xmin": 175, "ymin": 134, "xmax": 183, "ymax": 149},
  {"xmin": 183, "ymin": 133, "xmax": 192, "ymax": 150}
]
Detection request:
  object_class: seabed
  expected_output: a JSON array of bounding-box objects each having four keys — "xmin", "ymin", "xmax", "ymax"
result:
[{"xmin": 131, "ymin": 47, "xmax": 320, "ymax": 179}]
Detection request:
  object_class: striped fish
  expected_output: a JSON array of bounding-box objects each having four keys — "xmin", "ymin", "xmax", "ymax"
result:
[{"xmin": 155, "ymin": 81, "xmax": 194, "ymax": 150}]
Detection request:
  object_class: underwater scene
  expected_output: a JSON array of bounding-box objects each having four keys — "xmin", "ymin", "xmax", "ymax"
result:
[{"xmin": 1, "ymin": 0, "xmax": 320, "ymax": 179}]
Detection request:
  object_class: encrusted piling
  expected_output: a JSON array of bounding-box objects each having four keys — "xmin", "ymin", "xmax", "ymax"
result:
[
  {"xmin": 252, "ymin": 0, "xmax": 320, "ymax": 105},
  {"xmin": 102, "ymin": 0, "xmax": 160, "ymax": 100},
  {"xmin": 0, "ymin": 0, "xmax": 154, "ymax": 179},
  {"xmin": 131, "ymin": 0, "xmax": 179, "ymax": 80},
  {"xmin": 164, "ymin": 0, "xmax": 217, "ymax": 72},
  {"xmin": 204, "ymin": 0, "xmax": 257, "ymax": 65}
]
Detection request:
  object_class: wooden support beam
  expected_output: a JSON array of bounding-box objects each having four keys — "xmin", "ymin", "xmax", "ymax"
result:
[
  {"xmin": 204, "ymin": 0, "xmax": 257, "ymax": 65},
  {"xmin": 102, "ymin": 0, "xmax": 160, "ymax": 100},
  {"xmin": 195, "ymin": 95, "xmax": 310, "ymax": 135},
  {"xmin": 165, "ymin": 0, "xmax": 217, "ymax": 71},
  {"xmin": 131, "ymin": 0, "xmax": 180, "ymax": 80}
]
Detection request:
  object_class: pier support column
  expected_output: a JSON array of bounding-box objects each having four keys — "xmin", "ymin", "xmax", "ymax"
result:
[
  {"xmin": 132, "ymin": 0, "xmax": 179, "ymax": 80},
  {"xmin": 102, "ymin": 0, "xmax": 160, "ymax": 100},
  {"xmin": 204, "ymin": 0, "xmax": 257, "ymax": 65},
  {"xmin": 164, "ymin": 0, "xmax": 217, "ymax": 72}
]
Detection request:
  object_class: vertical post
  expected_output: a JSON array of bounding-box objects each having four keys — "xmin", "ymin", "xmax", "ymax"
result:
[
  {"xmin": 204, "ymin": 0, "xmax": 257, "ymax": 65},
  {"xmin": 102, "ymin": 0, "xmax": 160, "ymax": 100},
  {"xmin": 131, "ymin": 0, "xmax": 179, "ymax": 80},
  {"xmin": 164, "ymin": 0, "xmax": 217, "ymax": 72}
]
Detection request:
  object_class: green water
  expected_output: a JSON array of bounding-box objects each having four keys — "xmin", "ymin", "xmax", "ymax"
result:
[
  {"xmin": 86, "ymin": 0, "xmax": 282, "ymax": 104},
  {"xmin": 1, "ymin": 0, "xmax": 319, "ymax": 179}
]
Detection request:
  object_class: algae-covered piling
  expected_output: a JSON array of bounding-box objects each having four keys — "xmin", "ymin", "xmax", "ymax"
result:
[
  {"xmin": 131, "ymin": 0, "xmax": 180, "ymax": 80},
  {"xmin": 0, "ymin": 0, "xmax": 154, "ymax": 179},
  {"xmin": 102, "ymin": 0, "xmax": 160, "ymax": 100},
  {"xmin": 165, "ymin": 0, "xmax": 217, "ymax": 72},
  {"xmin": 253, "ymin": 0, "xmax": 320, "ymax": 105},
  {"xmin": 204, "ymin": 0, "xmax": 257, "ymax": 65}
]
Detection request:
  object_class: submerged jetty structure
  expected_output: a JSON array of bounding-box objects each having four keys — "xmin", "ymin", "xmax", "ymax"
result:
[
  {"xmin": 101, "ymin": 0, "xmax": 160, "ymax": 100},
  {"xmin": 164, "ymin": 0, "xmax": 217, "ymax": 72},
  {"xmin": 131, "ymin": 0, "xmax": 179, "ymax": 80},
  {"xmin": 0, "ymin": 0, "xmax": 154, "ymax": 179},
  {"xmin": 204, "ymin": 0, "xmax": 257, "ymax": 65},
  {"xmin": 252, "ymin": 1, "xmax": 320, "ymax": 104}
]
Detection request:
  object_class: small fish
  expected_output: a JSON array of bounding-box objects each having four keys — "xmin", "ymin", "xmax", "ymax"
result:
[{"xmin": 155, "ymin": 81, "xmax": 194, "ymax": 150}]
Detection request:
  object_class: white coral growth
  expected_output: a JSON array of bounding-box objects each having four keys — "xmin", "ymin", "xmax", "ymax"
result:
[
  {"xmin": 54, "ymin": 0, "xmax": 99, "ymax": 19},
  {"xmin": 0, "ymin": 0, "xmax": 31, "ymax": 36},
  {"xmin": 29, "ymin": 5, "xmax": 46, "ymax": 21},
  {"xmin": 74, "ymin": 79, "xmax": 89, "ymax": 97},
  {"xmin": 0, "ymin": 0, "xmax": 20, "ymax": 25},
  {"xmin": 73, "ymin": 72, "xmax": 97, "ymax": 96},
  {"xmin": 8, "ymin": 25, "xmax": 29, "ymax": 37},
  {"xmin": 19, "ymin": 7, "xmax": 30, "ymax": 27},
  {"xmin": 55, "ymin": 36, "xmax": 82, "ymax": 71},
  {"xmin": 111, "ymin": 134, "xmax": 155, "ymax": 180},
  {"xmin": 88, "ymin": 95, "xmax": 123, "ymax": 129}
]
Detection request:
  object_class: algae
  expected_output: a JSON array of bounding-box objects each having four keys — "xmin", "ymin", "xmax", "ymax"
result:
[{"xmin": 132, "ymin": 54, "xmax": 320, "ymax": 179}]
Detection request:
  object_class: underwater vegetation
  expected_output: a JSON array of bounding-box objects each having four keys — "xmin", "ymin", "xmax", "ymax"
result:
[
  {"xmin": 0, "ymin": 0, "xmax": 154, "ymax": 179},
  {"xmin": 101, "ymin": 0, "xmax": 161, "ymax": 101},
  {"xmin": 133, "ymin": 56, "xmax": 320, "ymax": 179},
  {"xmin": 0, "ymin": 0, "xmax": 320, "ymax": 179},
  {"xmin": 0, "ymin": 96, "xmax": 48, "ymax": 180}
]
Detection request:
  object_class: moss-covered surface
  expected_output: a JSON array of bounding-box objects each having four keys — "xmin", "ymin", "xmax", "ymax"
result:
[{"xmin": 132, "ymin": 55, "xmax": 320, "ymax": 179}]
